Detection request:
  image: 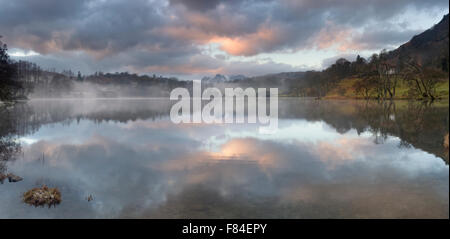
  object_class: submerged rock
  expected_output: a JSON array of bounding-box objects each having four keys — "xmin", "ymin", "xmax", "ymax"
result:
[
  {"xmin": 7, "ymin": 173, "xmax": 23, "ymax": 182},
  {"xmin": 86, "ymin": 194, "xmax": 94, "ymax": 202},
  {"xmin": 444, "ymin": 133, "xmax": 449, "ymax": 150},
  {"xmin": 0, "ymin": 173, "xmax": 6, "ymax": 184},
  {"xmin": 23, "ymin": 185, "xmax": 62, "ymax": 207}
]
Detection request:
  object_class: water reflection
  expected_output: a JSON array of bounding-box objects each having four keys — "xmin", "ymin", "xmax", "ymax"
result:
[{"xmin": 0, "ymin": 99, "xmax": 448, "ymax": 218}]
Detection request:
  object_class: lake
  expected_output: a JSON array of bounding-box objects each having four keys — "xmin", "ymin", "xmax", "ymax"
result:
[{"xmin": 0, "ymin": 98, "xmax": 448, "ymax": 218}]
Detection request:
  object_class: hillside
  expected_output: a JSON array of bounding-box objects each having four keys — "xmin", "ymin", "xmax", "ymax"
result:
[
  {"xmin": 325, "ymin": 14, "xmax": 449, "ymax": 99},
  {"xmin": 390, "ymin": 14, "xmax": 449, "ymax": 70},
  {"xmin": 325, "ymin": 77, "xmax": 449, "ymax": 99},
  {"xmin": 322, "ymin": 14, "xmax": 449, "ymax": 100},
  {"xmin": 243, "ymin": 14, "xmax": 449, "ymax": 100}
]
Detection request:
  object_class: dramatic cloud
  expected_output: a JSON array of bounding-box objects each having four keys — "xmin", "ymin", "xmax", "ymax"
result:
[
  {"xmin": 169, "ymin": 0, "xmax": 228, "ymax": 11},
  {"xmin": 0, "ymin": 0, "xmax": 448, "ymax": 77}
]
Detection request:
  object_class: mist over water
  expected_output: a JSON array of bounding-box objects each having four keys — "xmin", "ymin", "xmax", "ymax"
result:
[
  {"xmin": 0, "ymin": 99, "xmax": 448, "ymax": 218},
  {"xmin": 28, "ymin": 81, "xmax": 175, "ymax": 99}
]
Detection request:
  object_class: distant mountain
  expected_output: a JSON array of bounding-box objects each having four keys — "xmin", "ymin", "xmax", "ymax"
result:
[
  {"xmin": 235, "ymin": 71, "xmax": 307, "ymax": 89},
  {"xmin": 389, "ymin": 13, "xmax": 449, "ymax": 70},
  {"xmin": 201, "ymin": 74, "xmax": 228, "ymax": 83},
  {"xmin": 229, "ymin": 74, "xmax": 248, "ymax": 81},
  {"xmin": 201, "ymin": 74, "xmax": 248, "ymax": 83},
  {"xmin": 250, "ymin": 72, "xmax": 306, "ymax": 81}
]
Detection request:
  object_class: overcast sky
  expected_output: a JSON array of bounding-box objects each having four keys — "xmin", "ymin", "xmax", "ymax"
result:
[{"xmin": 1, "ymin": 0, "xmax": 448, "ymax": 79}]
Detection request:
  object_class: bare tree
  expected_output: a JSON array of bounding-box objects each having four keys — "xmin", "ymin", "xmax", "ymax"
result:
[{"xmin": 403, "ymin": 58, "xmax": 447, "ymax": 100}]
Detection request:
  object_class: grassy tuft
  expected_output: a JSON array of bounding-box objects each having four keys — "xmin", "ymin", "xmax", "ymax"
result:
[{"xmin": 23, "ymin": 185, "xmax": 62, "ymax": 208}]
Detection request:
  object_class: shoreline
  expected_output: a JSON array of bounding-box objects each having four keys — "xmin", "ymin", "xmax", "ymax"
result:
[
  {"xmin": 3, "ymin": 96, "xmax": 449, "ymax": 103},
  {"xmin": 278, "ymin": 95, "xmax": 450, "ymax": 101}
]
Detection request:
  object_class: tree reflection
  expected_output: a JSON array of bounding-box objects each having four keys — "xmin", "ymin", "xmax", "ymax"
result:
[
  {"xmin": 1, "ymin": 99, "xmax": 449, "ymax": 166},
  {"xmin": 0, "ymin": 105, "xmax": 22, "ymax": 173},
  {"xmin": 278, "ymin": 99, "xmax": 449, "ymax": 163}
]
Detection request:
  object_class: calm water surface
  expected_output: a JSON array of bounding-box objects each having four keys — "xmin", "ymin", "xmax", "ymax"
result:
[{"xmin": 0, "ymin": 99, "xmax": 448, "ymax": 218}]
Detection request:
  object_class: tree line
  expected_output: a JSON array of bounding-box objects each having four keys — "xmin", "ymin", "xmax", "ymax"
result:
[
  {"xmin": 0, "ymin": 37, "xmax": 23, "ymax": 102},
  {"xmin": 0, "ymin": 36, "xmax": 190, "ymax": 101},
  {"xmin": 290, "ymin": 49, "xmax": 448, "ymax": 100}
]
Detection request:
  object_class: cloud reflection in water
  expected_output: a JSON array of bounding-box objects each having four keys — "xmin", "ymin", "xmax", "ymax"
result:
[{"xmin": 1, "ymin": 99, "xmax": 448, "ymax": 218}]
